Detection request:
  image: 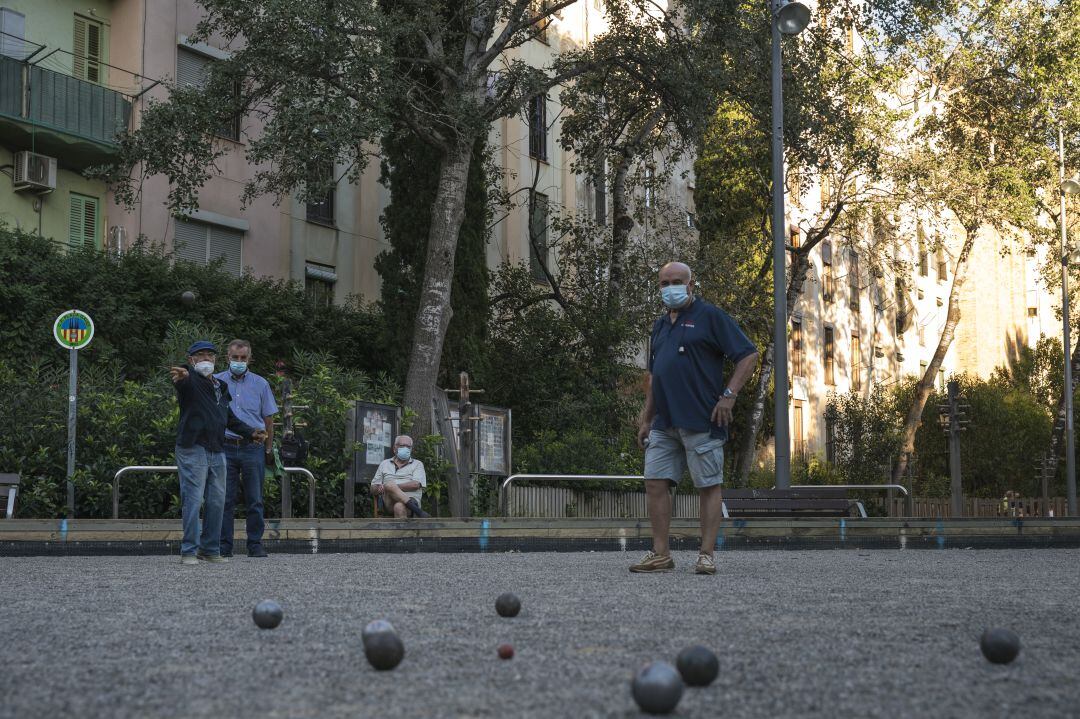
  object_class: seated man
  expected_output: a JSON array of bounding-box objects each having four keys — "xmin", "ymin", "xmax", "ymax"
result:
[{"xmin": 371, "ymin": 435, "xmax": 430, "ymax": 518}]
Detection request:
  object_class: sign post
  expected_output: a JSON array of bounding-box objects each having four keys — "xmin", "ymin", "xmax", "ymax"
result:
[{"xmin": 52, "ymin": 310, "xmax": 94, "ymax": 517}]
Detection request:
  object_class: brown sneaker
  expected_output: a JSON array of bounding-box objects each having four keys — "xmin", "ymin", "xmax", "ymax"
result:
[
  {"xmin": 694, "ymin": 552, "xmax": 717, "ymax": 575},
  {"xmin": 629, "ymin": 550, "xmax": 675, "ymax": 573}
]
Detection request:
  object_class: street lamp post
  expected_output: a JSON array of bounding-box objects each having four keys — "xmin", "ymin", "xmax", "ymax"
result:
[
  {"xmin": 770, "ymin": 0, "xmax": 810, "ymax": 488},
  {"xmin": 1060, "ymin": 124, "xmax": 1080, "ymax": 516}
]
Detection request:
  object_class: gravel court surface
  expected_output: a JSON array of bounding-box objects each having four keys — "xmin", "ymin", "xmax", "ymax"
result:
[{"xmin": 1, "ymin": 549, "xmax": 1077, "ymax": 719}]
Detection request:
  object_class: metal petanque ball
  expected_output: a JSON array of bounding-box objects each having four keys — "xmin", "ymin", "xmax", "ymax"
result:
[
  {"xmin": 980, "ymin": 628, "xmax": 1020, "ymax": 664},
  {"xmin": 631, "ymin": 661, "xmax": 684, "ymax": 715},
  {"xmin": 180, "ymin": 290, "xmax": 197, "ymax": 306},
  {"xmin": 362, "ymin": 619, "xmax": 405, "ymax": 671},
  {"xmin": 252, "ymin": 600, "xmax": 283, "ymax": 630},
  {"xmin": 495, "ymin": 592, "xmax": 521, "ymax": 618},
  {"xmin": 675, "ymin": 645, "xmax": 719, "ymax": 687}
]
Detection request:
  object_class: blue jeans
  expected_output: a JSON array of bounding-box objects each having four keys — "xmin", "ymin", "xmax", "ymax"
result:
[
  {"xmin": 175, "ymin": 444, "xmax": 227, "ymax": 556},
  {"xmin": 221, "ymin": 443, "xmax": 266, "ymax": 555}
]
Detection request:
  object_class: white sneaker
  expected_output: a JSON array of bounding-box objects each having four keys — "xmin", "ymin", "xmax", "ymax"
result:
[
  {"xmin": 180, "ymin": 555, "xmax": 198, "ymax": 566},
  {"xmin": 694, "ymin": 553, "xmax": 717, "ymax": 575}
]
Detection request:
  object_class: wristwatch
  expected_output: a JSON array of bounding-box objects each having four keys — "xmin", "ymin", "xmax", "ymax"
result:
[{"xmin": 722, "ymin": 387, "xmax": 737, "ymax": 399}]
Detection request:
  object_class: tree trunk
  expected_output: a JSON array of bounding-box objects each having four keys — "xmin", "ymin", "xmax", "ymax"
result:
[
  {"xmin": 735, "ymin": 247, "xmax": 813, "ymax": 486},
  {"xmin": 403, "ymin": 139, "xmax": 476, "ymax": 439},
  {"xmin": 891, "ymin": 228, "xmax": 978, "ymax": 484}
]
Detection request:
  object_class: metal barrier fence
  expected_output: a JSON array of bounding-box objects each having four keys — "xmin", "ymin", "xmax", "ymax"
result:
[
  {"xmin": 112, "ymin": 465, "xmax": 316, "ymax": 519},
  {"xmin": 498, "ymin": 475, "xmax": 908, "ymax": 518}
]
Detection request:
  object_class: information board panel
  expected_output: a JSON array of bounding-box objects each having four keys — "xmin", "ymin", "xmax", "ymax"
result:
[{"xmin": 474, "ymin": 405, "xmax": 511, "ymax": 476}]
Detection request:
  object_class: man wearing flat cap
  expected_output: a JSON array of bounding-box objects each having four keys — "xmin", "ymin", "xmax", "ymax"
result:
[{"xmin": 170, "ymin": 341, "xmax": 267, "ymax": 565}]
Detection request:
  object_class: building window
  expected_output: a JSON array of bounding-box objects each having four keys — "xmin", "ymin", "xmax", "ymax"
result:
[
  {"xmin": 177, "ymin": 46, "xmax": 241, "ymax": 141},
  {"xmin": 938, "ymin": 368, "xmax": 946, "ymax": 390},
  {"xmin": 528, "ymin": 94, "xmax": 547, "ymax": 161},
  {"xmin": 848, "ymin": 250, "xmax": 860, "ymax": 309},
  {"xmin": 173, "ymin": 218, "xmax": 243, "ymax": 278},
  {"xmin": 306, "ymin": 164, "xmax": 335, "ymax": 225},
  {"xmin": 936, "ymin": 242, "xmax": 948, "ymax": 281},
  {"xmin": 529, "ymin": 191, "xmax": 549, "ymax": 282},
  {"xmin": 644, "ymin": 167, "xmax": 654, "ymax": 208},
  {"xmin": 851, "ymin": 334, "xmax": 861, "ymax": 391},
  {"xmin": 530, "ymin": 0, "xmax": 551, "ymax": 43},
  {"xmin": 791, "ymin": 318, "xmax": 804, "ymax": 378},
  {"xmin": 821, "ymin": 240, "xmax": 834, "ymax": 302},
  {"xmin": 819, "ymin": 173, "xmax": 831, "ymax": 208},
  {"xmin": 68, "ymin": 193, "xmax": 100, "ymax": 249},
  {"xmin": 1028, "ymin": 307, "xmax": 1038, "ymax": 317},
  {"xmin": 73, "ymin": 15, "xmax": 103, "ymax": 83},
  {"xmin": 1, "ymin": 9, "xmax": 26, "ymax": 60},
  {"xmin": 917, "ymin": 224, "xmax": 929, "ymax": 277},
  {"xmin": 790, "ymin": 227, "xmax": 801, "ymax": 249},
  {"xmin": 895, "ymin": 279, "xmax": 908, "ymax": 336},
  {"xmin": 793, "ymin": 400, "xmax": 806, "ymax": 461},
  {"xmin": 594, "ymin": 172, "xmax": 607, "ymax": 226},
  {"xmin": 305, "ymin": 263, "xmax": 336, "ymax": 308},
  {"xmin": 825, "ymin": 410, "xmax": 836, "ymax": 463},
  {"xmin": 824, "ymin": 326, "xmax": 835, "ymax": 385}
]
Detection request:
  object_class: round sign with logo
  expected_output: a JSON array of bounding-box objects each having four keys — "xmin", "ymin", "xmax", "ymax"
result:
[{"xmin": 53, "ymin": 309, "xmax": 95, "ymax": 350}]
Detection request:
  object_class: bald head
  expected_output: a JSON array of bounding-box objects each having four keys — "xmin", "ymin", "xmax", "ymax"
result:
[{"xmin": 659, "ymin": 262, "xmax": 693, "ymax": 287}]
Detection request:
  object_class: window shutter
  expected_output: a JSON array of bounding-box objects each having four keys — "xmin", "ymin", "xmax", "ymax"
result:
[
  {"xmin": 176, "ymin": 47, "xmax": 208, "ymax": 89},
  {"xmin": 68, "ymin": 195, "xmax": 85, "ymax": 248},
  {"xmin": 68, "ymin": 194, "xmax": 98, "ymax": 249},
  {"xmin": 173, "ymin": 218, "xmax": 208, "ymax": 264},
  {"xmin": 73, "ymin": 16, "xmax": 102, "ymax": 82},
  {"xmin": 208, "ymin": 225, "xmax": 243, "ymax": 277},
  {"xmin": 73, "ymin": 16, "xmax": 86, "ymax": 79}
]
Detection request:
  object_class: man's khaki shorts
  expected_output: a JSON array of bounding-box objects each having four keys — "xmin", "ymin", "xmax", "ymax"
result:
[{"xmin": 644, "ymin": 428, "xmax": 725, "ymax": 488}]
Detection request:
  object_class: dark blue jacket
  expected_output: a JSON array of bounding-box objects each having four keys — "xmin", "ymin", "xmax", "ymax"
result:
[{"xmin": 174, "ymin": 364, "xmax": 258, "ymax": 451}]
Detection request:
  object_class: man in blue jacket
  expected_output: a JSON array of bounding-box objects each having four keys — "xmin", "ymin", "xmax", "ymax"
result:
[
  {"xmin": 632, "ymin": 262, "xmax": 759, "ymax": 576},
  {"xmin": 170, "ymin": 341, "xmax": 267, "ymax": 565}
]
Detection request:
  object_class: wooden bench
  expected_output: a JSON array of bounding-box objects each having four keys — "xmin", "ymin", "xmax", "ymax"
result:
[
  {"xmin": 0, "ymin": 473, "xmax": 19, "ymax": 519},
  {"xmin": 721, "ymin": 488, "xmax": 866, "ymax": 518}
]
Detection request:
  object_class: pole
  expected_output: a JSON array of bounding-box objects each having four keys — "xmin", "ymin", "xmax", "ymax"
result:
[
  {"xmin": 1060, "ymin": 124, "xmax": 1077, "ymax": 516},
  {"xmin": 770, "ymin": 5, "xmax": 791, "ymax": 488},
  {"xmin": 66, "ymin": 347, "xmax": 77, "ymax": 516},
  {"xmin": 947, "ymin": 380, "xmax": 963, "ymax": 517}
]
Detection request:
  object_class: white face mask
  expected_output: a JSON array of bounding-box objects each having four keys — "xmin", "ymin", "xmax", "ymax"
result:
[{"xmin": 193, "ymin": 361, "xmax": 215, "ymax": 377}]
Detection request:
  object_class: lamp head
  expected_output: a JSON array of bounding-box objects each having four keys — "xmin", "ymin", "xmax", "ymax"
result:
[
  {"xmin": 1062, "ymin": 176, "xmax": 1080, "ymax": 195},
  {"xmin": 775, "ymin": 0, "xmax": 811, "ymax": 35}
]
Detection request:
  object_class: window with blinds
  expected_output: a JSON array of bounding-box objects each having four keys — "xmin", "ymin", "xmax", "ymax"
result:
[
  {"xmin": 528, "ymin": 94, "xmax": 547, "ymax": 161},
  {"xmin": 824, "ymin": 326, "xmax": 835, "ymax": 385},
  {"xmin": 529, "ymin": 191, "xmax": 549, "ymax": 282},
  {"xmin": 176, "ymin": 46, "xmax": 240, "ymax": 141},
  {"xmin": 73, "ymin": 15, "xmax": 103, "ymax": 83},
  {"xmin": 68, "ymin": 193, "xmax": 100, "ymax": 249},
  {"xmin": 173, "ymin": 218, "xmax": 243, "ymax": 277}
]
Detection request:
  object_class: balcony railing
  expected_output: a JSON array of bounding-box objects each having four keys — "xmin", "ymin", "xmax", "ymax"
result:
[{"xmin": 0, "ymin": 54, "xmax": 131, "ymax": 146}]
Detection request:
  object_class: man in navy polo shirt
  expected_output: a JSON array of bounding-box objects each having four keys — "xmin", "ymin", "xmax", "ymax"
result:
[
  {"xmin": 215, "ymin": 339, "xmax": 278, "ymax": 558},
  {"xmin": 631, "ymin": 262, "xmax": 758, "ymax": 575}
]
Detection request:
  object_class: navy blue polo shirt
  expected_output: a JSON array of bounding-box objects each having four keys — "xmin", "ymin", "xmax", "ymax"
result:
[{"xmin": 648, "ymin": 298, "xmax": 757, "ymax": 440}]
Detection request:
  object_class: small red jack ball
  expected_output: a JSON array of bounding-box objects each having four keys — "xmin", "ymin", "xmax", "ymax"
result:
[{"xmin": 497, "ymin": 643, "xmax": 514, "ymax": 660}]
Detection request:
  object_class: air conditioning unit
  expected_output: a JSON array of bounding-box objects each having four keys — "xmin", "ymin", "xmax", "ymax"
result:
[{"xmin": 13, "ymin": 151, "xmax": 57, "ymax": 193}]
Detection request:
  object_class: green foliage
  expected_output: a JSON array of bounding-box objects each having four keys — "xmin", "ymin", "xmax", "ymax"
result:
[
  {"xmin": 824, "ymin": 387, "xmax": 904, "ymax": 487},
  {"xmin": 911, "ymin": 374, "xmax": 1053, "ymax": 498},
  {"xmin": 0, "ymin": 227, "xmax": 385, "ymax": 381}
]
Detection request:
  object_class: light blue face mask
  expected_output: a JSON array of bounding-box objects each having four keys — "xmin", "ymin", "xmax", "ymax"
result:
[
  {"xmin": 661, "ymin": 284, "xmax": 690, "ymax": 309},
  {"xmin": 396, "ymin": 446, "xmax": 412, "ymax": 461},
  {"xmin": 229, "ymin": 361, "xmax": 248, "ymax": 375}
]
